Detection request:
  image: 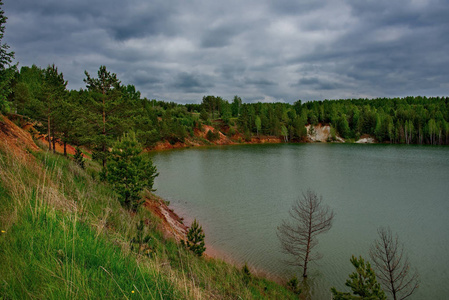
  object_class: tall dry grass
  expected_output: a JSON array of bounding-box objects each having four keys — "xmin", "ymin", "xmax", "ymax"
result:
[{"xmin": 0, "ymin": 140, "xmax": 296, "ymax": 299}]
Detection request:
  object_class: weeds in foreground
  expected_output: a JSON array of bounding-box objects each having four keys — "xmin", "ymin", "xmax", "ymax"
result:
[{"xmin": 0, "ymin": 143, "xmax": 297, "ymax": 299}]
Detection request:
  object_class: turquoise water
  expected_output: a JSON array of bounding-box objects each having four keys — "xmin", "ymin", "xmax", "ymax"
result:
[{"xmin": 150, "ymin": 144, "xmax": 449, "ymax": 299}]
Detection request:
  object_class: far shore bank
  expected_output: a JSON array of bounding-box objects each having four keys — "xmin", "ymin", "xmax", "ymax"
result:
[{"xmin": 146, "ymin": 124, "xmax": 382, "ymax": 152}]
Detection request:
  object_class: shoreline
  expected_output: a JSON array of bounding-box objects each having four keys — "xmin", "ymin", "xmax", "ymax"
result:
[
  {"xmin": 146, "ymin": 124, "xmax": 383, "ymax": 153},
  {"xmin": 143, "ymin": 192, "xmax": 286, "ymax": 283}
]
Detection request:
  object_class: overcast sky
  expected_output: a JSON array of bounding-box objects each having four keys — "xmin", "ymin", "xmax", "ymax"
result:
[{"xmin": 4, "ymin": 0, "xmax": 449, "ymax": 103}]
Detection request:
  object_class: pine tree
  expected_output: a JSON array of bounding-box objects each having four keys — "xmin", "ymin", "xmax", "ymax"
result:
[
  {"xmin": 186, "ymin": 219, "xmax": 206, "ymax": 256},
  {"xmin": 74, "ymin": 147, "xmax": 85, "ymax": 169},
  {"xmin": 0, "ymin": 0, "xmax": 15, "ymax": 113},
  {"xmin": 331, "ymin": 255, "xmax": 386, "ymax": 300},
  {"xmin": 42, "ymin": 64, "xmax": 67, "ymax": 152},
  {"xmin": 83, "ymin": 66, "xmax": 131, "ymax": 168},
  {"xmin": 107, "ymin": 132, "xmax": 158, "ymax": 211}
]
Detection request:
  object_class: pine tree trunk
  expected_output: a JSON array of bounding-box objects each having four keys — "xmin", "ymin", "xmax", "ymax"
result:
[
  {"xmin": 52, "ymin": 130, "xmax": 56, "ymax": 153},
  {"xmin": 47, "ymin": 114, "xmax": 52, "ymax": 151},
  {"xmin": 102, "ymin": 94, "xmax": 107, "ymax": 169}
]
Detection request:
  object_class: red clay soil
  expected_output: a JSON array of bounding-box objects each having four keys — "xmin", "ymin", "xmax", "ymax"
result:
[
  {"xmin": 0, "ymin": 115, "xmax": 40, "ymax": 159},
  {"xmin": 143, "ymin": 194, "xmax": 188, "ymax": 242},
  {"xmin": 149, "ymin": 125, "xmax": 285, "ymax": 151},
  {"xmin": 37, "ymin": 136, "xmax": 80, "ymax": 156}
]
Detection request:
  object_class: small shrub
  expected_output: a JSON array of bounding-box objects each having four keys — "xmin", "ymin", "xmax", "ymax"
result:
[
  {"xmin": 242, "ymin": 263, "xmax": 251, "ymax": 286},
  {"xmin": 286, "ymin": 276, "xmax": 301, "ymax": 295},
  {"xmin": 308, "ymin": 125, "xmax": 315, "ymax": 136},
  {"xmin": 206, "ymin": 129, "xmax": 220, "ymax": 141},
  {"xmin": 330, "ymin": 127, "xmax": 337, "ymax": 141},
  {"xmin": 130, "ymin": 220, "xmax": 153, "ymax": 257},
  {"xmin": 74, "ymin": 147, "xmax": 85, "ymax": 169},
  {"xmin": 244, "ymin": 129, "xmax": 252, "ymax": 142},
  {"xmin": 186, "ymin": 219, "xmax": 206, "ymax": 256}
]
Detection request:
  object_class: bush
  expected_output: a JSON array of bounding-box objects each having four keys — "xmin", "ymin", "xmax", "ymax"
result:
[
  {"xmin": 286, "ymin": 277, "xmax": 301, "ymax": 295},
  {"xmin": 242, "ymin": 263, "xmax": 251, "ymax": 286},
  {"xmin": 107, "ymin": 132, "xmax": 158, "ymax": 211},
  {"xmin": 74, "ymin": 147, "xmax": 85, "ymax": 169},
  {"xmin": 206, "ymin": 129, "xmax": 220, "ymax": 141},
  {"xmin": 186, "ymin": 219, "xmax": 206, "ymax": 256}
]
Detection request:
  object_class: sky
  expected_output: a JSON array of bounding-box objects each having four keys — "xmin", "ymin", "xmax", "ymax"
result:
[{"xmin": 4, "ymin": 0, "xmax": 449, "ymax": 104}]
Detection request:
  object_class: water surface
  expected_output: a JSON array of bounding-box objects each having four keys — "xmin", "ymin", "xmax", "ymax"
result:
[{"xmin": 151, "ymin": 144, "xmax": 449, "ymax": 299}]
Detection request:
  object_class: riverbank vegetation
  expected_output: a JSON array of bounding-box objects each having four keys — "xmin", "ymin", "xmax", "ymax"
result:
[
  {"xmin": 0, "ymin": 115, "xmax": 297, "ymax": 299},
  {"xmin": 4, "ymin": 63, "xmax": 449, "ymax": 150}
]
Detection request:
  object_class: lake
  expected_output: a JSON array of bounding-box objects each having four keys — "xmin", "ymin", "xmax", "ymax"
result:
[{"xmin": 150, "ymin": 143, "xmax": 449, "ymax": 299}]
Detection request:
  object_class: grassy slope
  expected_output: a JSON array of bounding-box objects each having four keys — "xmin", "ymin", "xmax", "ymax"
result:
[{"xmin": 0, "ymin": 118, "xmax": 297, "ymax": 299}]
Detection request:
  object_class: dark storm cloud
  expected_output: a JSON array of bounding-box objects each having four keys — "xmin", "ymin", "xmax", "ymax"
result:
[
  {"xmin": 201, "ymin": 26, "xmax": 241, "ymax": 48},
  {"xmin": 171, "ymin": 72, "xmax": 214, "ymax": 93},
  {"xmin": 4, "ymin": 0, "xmax": 449, "ymax": 102},
  {"xmin": 244, "ymin": 78, "xmax": 277, "ymax": 86},
  {"xmin": 268, "ymin": 0, "xmax": 324, "ymax": 16}
]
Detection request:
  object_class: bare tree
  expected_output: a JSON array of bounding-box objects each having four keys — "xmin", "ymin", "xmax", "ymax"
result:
[
  {"xmin": 369, "ymin": 227, "xmax": 419, "ymax": 300},
  {"xmin": 277, "ymin": 189, "xmax": 334, "ymax": 278}
]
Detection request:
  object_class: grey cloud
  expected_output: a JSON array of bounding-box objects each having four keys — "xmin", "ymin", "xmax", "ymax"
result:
[
  {"xmin": 244, "ymin": 78, "xmax": 277, "ymax": 86},
  {"xmin": 201, "ymin": 26, "xmax": 240, "ymax": 48},
  {"xmin": 128, "ymin": 70, "xmax": 163, "ymax": 87},
  {"xmin": 171, "ymin": 72, "xmax": 214, "ymax": 93},
  {"xmin": 4, "ymin": 0, "xmax": 449, "ymax": 102},
  {"xmin": 298, "ymin": 77, "xmax": 320, "ymax": 85},
  {"xmin": 295, "ymin": 76, "xmax": 343, "ymax": 91},
  {"xmin": 269, "ymin": 0, "xmax": 324, "ymax": 16}
]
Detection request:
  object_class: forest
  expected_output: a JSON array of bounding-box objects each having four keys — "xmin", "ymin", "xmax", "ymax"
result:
[{"xmin": 2, "ymin": 63, "xmax": 448, "ymax": 159}]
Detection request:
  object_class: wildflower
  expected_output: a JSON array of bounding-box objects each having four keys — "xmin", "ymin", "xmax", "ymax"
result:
[
  {"xmin": 131, "ymin": 290, "xmax": 135, "ymax": 294},
  {"xmin": 1, "ymin": 230, "xmax": 5, "ymax": 233}
]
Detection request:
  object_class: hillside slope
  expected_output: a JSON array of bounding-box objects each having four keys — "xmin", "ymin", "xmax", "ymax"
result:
[{"xmin": 0, "ymin": 114, "xmax": 297, "ymax": 299}]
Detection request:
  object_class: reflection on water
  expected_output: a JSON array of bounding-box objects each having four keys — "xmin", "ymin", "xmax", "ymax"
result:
[{"xmin": 151, "ymin": 144, "xmax": 449, "ymax": 299}]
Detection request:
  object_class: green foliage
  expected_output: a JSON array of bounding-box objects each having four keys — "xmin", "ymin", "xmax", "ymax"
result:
[
  {"xmin": 255, "ymin": 115, "xmax": 262, "ymax": 135},
  {"xmin": 232, "ymin": 95, "xmax": 242, "ymax": 117},
  {"xmin": 206, "ymin": 129, "xmax": 220, "ymax": 141},
  {"xmin": 330, "ymin": 126, "xmax": 337, "ymax": 141},
  {"xmin": 0, "ymin": 201, "xmax": 179, "ymax": 299},
  {"xmin": 242, "ymin": 263, "xmax": 252, "ymax": 286},
  {"xmin": 286, "ymin": 276, "xmax": 302, "ymax": 295},
  {"xmin": 0, "ymin": 125, "xmax": 300, "ymax": 300},
  {"xmin": 281, "ymin": 125, "xmax": 288, "ymax": 142},
  {"xmin": 107, "ymin": 132, "xmax": 158, "ymax": 211},
  {"xmin": 308, "ymin": 125, "xmax": 315, "ymax": 136},
  {"xmin": 83, "ymin": 66, "xmax": 130, "ymax": 167},
  {"xmin": 130, "ymin": 219, "xmax": 154, "ymax": 256},
  {"xmin": 42, "ymin": 64, "xmax": 68, "ymax": 151},
  {"xmin": 331, "ymin": 255, "xmax": 386, "ymax": 300},
  {"xmin": 199, "ymin": 108, "xmax": 209, "ymax": 121},
  {"xmin": 0, "ymin": 0, "xmax": 15, "ymax": 113},
  {"xmin": 186, "ymin": 219, "xmax": 206, "ymax": 256},
  {"xmin": 74, "ymin": 147, "xmax": 85, "ymax": 169},
  {"xmin": 8, "ymin": 62, "xmax": 449, "ymax": 148}
]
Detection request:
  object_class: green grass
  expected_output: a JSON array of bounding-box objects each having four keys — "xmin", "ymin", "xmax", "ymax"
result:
[
  {"xmin": 0, "ymin": 206, "xmax": 179, "ymax": 299},
  {"xmin": 0, "ymin": 142, "xmax": 298, "ymax": 299}
]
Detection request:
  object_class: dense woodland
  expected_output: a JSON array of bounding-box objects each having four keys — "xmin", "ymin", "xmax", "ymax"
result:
[
  {"xmin": 2, "ymin": 64, "xmax": 449, "ymax": 157},
  {"xmin": 0, "ymin": 0, "xmax": 448, "ymax": 158}
]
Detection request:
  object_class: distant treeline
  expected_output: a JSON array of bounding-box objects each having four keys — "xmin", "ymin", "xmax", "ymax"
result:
[{"xmin": 5, "ymin": 65, "xmax": 449, "ymax": 160}]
